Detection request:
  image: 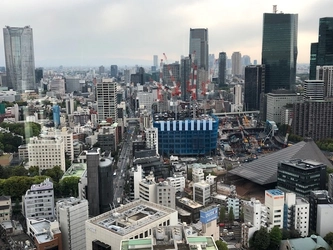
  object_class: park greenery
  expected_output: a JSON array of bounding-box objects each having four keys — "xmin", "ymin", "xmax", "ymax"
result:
[{"xmin": 0, "ymin": 165, "xmax": 79, "ymax": 200}]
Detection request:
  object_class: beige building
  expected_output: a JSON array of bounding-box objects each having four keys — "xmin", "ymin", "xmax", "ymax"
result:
[
  {"xmin": 0, "ymin": 196, "xmax": 11, "ymax": 222},
  {"xmin": 85, "ymin": 199, "xmax": 178, "ymax": 250},
  {"xmin": 27, "ymin": 136, "xmax": 66, "ymax": 172}
]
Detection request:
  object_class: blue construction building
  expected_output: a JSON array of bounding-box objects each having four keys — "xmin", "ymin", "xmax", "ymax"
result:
[
  {"xmin": 52, "ymin": 104, "xmax": 60, "ymax": 128},
  {"xmin": 153, "ymin": 113, "xmax": 219, "ymax": 156}
]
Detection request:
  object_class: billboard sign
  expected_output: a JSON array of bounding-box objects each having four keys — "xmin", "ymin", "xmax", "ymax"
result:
[{"xmin": 200, "ymin": 207, "xmax": 218, "ymax": 224}]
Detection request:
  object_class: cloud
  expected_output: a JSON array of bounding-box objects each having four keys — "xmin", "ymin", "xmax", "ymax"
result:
[{"xmin": 0, "ymin": 0, "xmax": 332, "ymax": 66}]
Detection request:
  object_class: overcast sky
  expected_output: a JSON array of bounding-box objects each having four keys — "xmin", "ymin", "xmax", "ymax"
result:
[{"xmin": 0, "ymin": 0, "xmax": 332, "ymax": 67}]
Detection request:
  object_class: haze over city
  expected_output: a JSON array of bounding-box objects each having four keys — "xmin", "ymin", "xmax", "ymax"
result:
[{"xmin": 1, "ymin": 0, "xmax": 333, "ymax": 67}]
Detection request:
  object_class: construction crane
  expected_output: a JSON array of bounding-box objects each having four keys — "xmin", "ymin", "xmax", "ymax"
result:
[{"xmin": 283, "ymin": 118, "xmax": 293, "ymax": 147}]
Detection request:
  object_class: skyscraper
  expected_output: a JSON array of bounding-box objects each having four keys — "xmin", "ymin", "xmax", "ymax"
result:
[
  {"xmin": 3, "ymin": 26, "xmax": 36, "ymax": 92},
  {"xmin": 244, "ymin": 65, "xmax": 265, "ymax": 111},
  {"xmin": 110, "ymin": 65, "xmax": 118, "ymax": 78},
  {"xmin": 218, "ymin": 52, "xmax": 227, "ymax": 86},
  {"xmin": 153, "ymin": 55, "xmax": 158, "ymax": 68},
  {"xmin": 261, "ymin": 12, "xmax": 298, "ymax": 92},
  {"xmin": 189, "ymin": 28, "xmax": 209, "ymax": 70},
  {"xmin": 310, "ymin": 18, "xmax": 333, "ymax": 80},
  {"xmin": 232, "ymin": 52, "xmax": 242, "ymax": 76},
  {"xmin": 180, "ymin": 56, "xmax": 191, "ymax": 101},
  {"xmin": 96, "ymin": 79, "xmax": 117, "ymax": 123}
]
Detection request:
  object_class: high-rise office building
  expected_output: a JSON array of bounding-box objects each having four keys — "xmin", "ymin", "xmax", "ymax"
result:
[
  {"xmin": 3, "ymin": 26, "xmax": 36, "ymax": 92},
  {"xmin": 180, "ymin": 56, "xmax": 191, "ymax": 101},
  {"xmin": 218, "ymin": 52, "xmax": 227, "ymax": 86},
  {"xmin": 96, "ymin": 79, "xmax": 117, "ymax": 123},
  {"xmin": 316, "ymin": 65, "xmax": 333, "ymax": 97},
  {"xmin": 232, "ymin": 52, "xmax": 242, "ymax": 76},
  {"xmin": 86, "ymin": 148, "xmax": 113, "ymax": 217},
  {"xmin": 110, "ymin": 65, "xmax": 118, "ymax": 78},
  {"xmin": 303, "ymin": 80, "xmax": 325, "ymax": 101},
  {"xmin": 99, "ymin": 65, "xmax": 105, "ymax": 75},
  {"xmin": 242, "ymin": 55, "xmax": 251, "ymax": 66},
  {"xmin": 35, "ymin": 67, "xmax": 43, "ymax": 85},
  {"xmin": 244, "ymin": 65, "xmax": 265, "ymax": 111},
  {"xmin": 189, "ymin": 28, "xmax": 209, "ymax": 70},
  {"xmin": 262, "ymin": 12, "xmax": 298, "ymax": 92},
  {"xmin": 310, "ymin": 18, "xmax": 333, "ymax": 80},
  {"xmin": 153, "ymin": 55, "xmax": 158, "ymax": 68}
]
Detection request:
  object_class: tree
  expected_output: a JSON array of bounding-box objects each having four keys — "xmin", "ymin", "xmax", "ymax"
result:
[
  {"xmin": 28, "ymin": 166, "xmax": 40, "ymax": 177},
  {"xmin": 59, "ymin": 177, "xmax": 80, "ymax": 197},
  {"xmin": 41, "ymin": 166, "xmax": 64, "ymax": 183},
  {"xmin": 324, "ymin": 232, "xmax": 333, "ymax": 248},
  {"xmin": 252, "ymin": 227, "xmax": 270, "ymax": 250},
  {"xmin": 269, "ymin": 226, "xmax": 282, "ymax": 250},
  {"xmin": 289, "ymin": 229, "xmax": 301, "ymax": 239},
  {"xmin": 281, "ymin": 229, "xmax": 290, "ymax": 240},
  {"xmin": 219, "ymin": 206, "xmax": 226, "ymax": 223},
  {"xmin": 228, "ymin": 207, "xmax": 235, "ymax": 223},
  {"xmin": 215, "ymin": 240, "xmax": 228, "ymax": 250},
  {"xmin": 11, "ymin": 166, "xmax": 28, "ymax": 176}
]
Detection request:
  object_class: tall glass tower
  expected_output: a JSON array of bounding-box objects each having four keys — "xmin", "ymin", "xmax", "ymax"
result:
[
  {"xmin": 218, "ymin": 52, "xmax": 227, "ymax": 86},
  {"xmin": 189, "ymin": 28, "xmax": 209, "ymax": 70},
  {"xmin": 3, "ymin": 26, "xmax": 36, "ymax": 92},
  {"xmin": 309, "ymin": 17, "xmax": 333, "ymax": 80},
  {"xmin": 261, "ymin": 13, "xmax": 298, "ymax": 93}
]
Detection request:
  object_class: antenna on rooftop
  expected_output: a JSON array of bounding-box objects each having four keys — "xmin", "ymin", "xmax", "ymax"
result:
[{"xmin": 273, "ymin": 5, "xmax": 277, "ymax": 14}]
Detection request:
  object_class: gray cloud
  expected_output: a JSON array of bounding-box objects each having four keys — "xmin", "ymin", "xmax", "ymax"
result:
[{"xmin": 0, "ymin": 0, "xmax": 332, "ymax": 66}]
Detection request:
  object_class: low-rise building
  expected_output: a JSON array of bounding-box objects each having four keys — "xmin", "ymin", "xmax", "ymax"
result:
[
  {"xmin": 120, "ymin": 226, "xmax": 218, "ymax": 250},
  {"xmin": 0, "ymin": 196, "xmax": 11, "ymax": 222},
  {"xmin": 85, "ymin": 199, "xmax": 178, "ymax": 250},
  {"xmin": 26, "ymin": 218, "xmax": 62, "ymax": 250},
  {"xmin": 279, "ymin": 235, "xmax": 330, "ymax": 250}
]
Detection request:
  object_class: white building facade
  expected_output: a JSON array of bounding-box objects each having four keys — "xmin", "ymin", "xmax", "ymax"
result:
[
  {"xmin": 23, "ymin": 178, "xmax": 55, "ymax": 221},
  {"xmin": 27, "ymin": 136, "xmax": 66, "ymax": 172},
  {"xmin": 96, "ymin": 79, "xmax": 117, "ymax": 123},
  {"xmin": 265, "ymin": 189, "xmax": 284, "ymax": 229},
  {"xmin": 56, "ymin": 198, "xmax": 88, "ymax": 250}
]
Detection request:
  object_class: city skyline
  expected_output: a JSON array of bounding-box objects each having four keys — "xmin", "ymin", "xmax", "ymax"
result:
[{"xmin": 0, "ymin": 0, "xmax": 332, "ymax": 67}]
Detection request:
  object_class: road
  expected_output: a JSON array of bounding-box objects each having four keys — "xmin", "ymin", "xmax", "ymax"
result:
[{"xmin": 112, "ymin": 118, "xmax": 136, "ymax": 206}]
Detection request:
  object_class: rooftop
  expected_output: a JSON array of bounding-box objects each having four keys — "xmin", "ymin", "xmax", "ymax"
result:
[
  {"xmin": 87, "ymin": 199, "xmax": 176, "ymax": 236},
  {"xmin": 177, "ymin": 198, "xmax": 203, "ymax": 209},
  {"xmin": 266, "ymin": 189, "xmax": 284, "ymax": 196},
  {"xmin": 62, "ymin": 162, "xmax": 86, "ymax": 179},
  {"xmin": 229, "ymin": 138, "xmax": 333, "ymax": 185},
  {"xmin": 282, "ymin": 159, "xmax": 326, "ymax": 170}
]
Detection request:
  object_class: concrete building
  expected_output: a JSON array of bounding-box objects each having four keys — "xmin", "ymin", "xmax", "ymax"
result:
[
  {"xmin": 26, "ymin": 218, "xmax": 62, "ymax": 250},
  {"xmin": 266, "ymin": 91, "xmax": 302, "ymax": 124},
  {"xmin": 218, "ymin": 52, "xmax": 227, "ymax": 86},
  {"xmin": 156, "ymin": 181, "xmax": 176, "ymax": 209},
  {"xmin": 0, "ymin": 196, "xmax": 11, "ymax": 222},
  {"xmin": 23, "ymin": 178, "xmax": 55, "ymax": 221},
  {"xmin": 145, "ymin": 127, "xmax": 158, "ymax": 154},
  {"xmin": 293, "ymin": 101, "xmax": 333, "ymax": 141},
  {"xmin": 56, "ymin": 198, "xmax": 88, "ymax": 250},
  {"xmin": 138, "ymin": 171, "xmax": 156, "ymax": 202},
  {"xmin": 166, "ymin": 176, "xmax": 185, "ymax": 193},
  {"xmin": 137, "ymin": 92, "xmax": 154, "ymax": 110},
  {"xmin": 41, "ymin": 127, "xmax": 74, "ymax": 161},
  {"xmin": 328, "ymin": 174, "xmax": 333, "ymax": 199},
  {"xmin": 96, "ymin": 79, "xmax": 117, "ymax": 123},
  {"xmin": 284, "ymin": 193, "xmax": 309, "ymax": 237},
  {"xmin": 317, "ymin": 204, "xmax": 333, "ymax": 237},
  {"xmin": 303, "ymin": 80, "xmax": 324, "ymax": 101},
  {"xmin": 200, "ymin": 205, "xmax": 219, "ymax": 241},
  {"xmin": 277, "ymin": 159, "xmax": 327, "ymax": 198},
  {"xmin": 189, "ymin": 28, "xmax": 209, "ymax": 71},
  {"xmin": 193, "ymin": 180, "xmax": 211, "ymax": 206},
  {"xmin": 265, "ymin": 189, "xmax": 284, "ymax": 228},
  {"xmin": 309, "ymin": 190, "xmax": 332, "ymax": 233},
  {"xmin": 49, "ymin": 76, "xmax": 66, "ymax": 95},
  {"xmin": 120, "ymin": 226, "xmax": 218, "ymax": 250},
  {"xmin": 227, "ymin": 195, "xmax": 240, "ymax": 220},
  {"xmin": 243, "ymin": 198, "xmax": 268, "ymax": 230},
  {"xmin": 231, "ymin": 52, "xmax": 242, "ymax": 77},
  {"xmin": 3, "ymin": 26, "xmax": 36, "ymax": 92},
  {"xmin": 27, "ymin": 136, "xmax": 66, "ymax": 172},
  {"xmin": 279, "ymin": 235, "xmax": 330, "ymax": 250},
  {"xmin": 192, "ymin": 167, "xmax": 204, "ymax": 183},
  {"xmin": 162, "ymin": 63, "xmax": 180, "ymax": 87},
  {"xmin": 176, "ymin": 197, "xmax": 204, "ymax": 223},
  {"xmin": 86, "ymin": 148, "xmax": 113, "ymax": 217},
  {"xmin": 316, "ymin": 65, "xmax": 333, "ymax": 98},
  {"xmin": 85, "ymin": 199, "xmax": 178, "ymax": 250}
]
